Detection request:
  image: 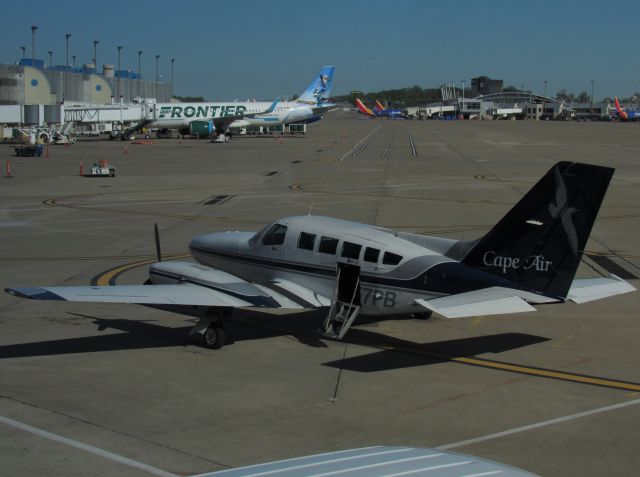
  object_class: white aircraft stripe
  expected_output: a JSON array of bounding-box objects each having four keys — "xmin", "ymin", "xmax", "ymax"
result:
[
  {"xmin": 0, "ymin": 415, "xmax": 178, "ymax": 477},
  {"xmin": 190, "ymin": 447, "xmax": 386, "ymax": 477},
  {"xmin": 307, "ymin": 455, "xmax": 458, "ymax": 477},
  {"xmin": 204, "ymin": 448, "xmax": 415, "ymax": 477}
]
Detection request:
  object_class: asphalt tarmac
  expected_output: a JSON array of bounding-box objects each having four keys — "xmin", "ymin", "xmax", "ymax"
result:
[{"xmin": 1, "ymin": 111, "xmax": 639, "ymax": 476}]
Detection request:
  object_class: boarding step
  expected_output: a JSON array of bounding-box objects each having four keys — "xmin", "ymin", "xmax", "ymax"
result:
[
  {"xmin": 319, "ymin": 262, "xmax": 361, "ymax": 340},
  {"xmin": 320, "ymin": 302, "xmax": 361, "ymax": 339}
]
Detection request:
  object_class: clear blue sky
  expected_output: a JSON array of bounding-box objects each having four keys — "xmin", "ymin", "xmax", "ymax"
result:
[{"xmin": 2, "ymin": 0, "xmax": 639, "ymax": 101}]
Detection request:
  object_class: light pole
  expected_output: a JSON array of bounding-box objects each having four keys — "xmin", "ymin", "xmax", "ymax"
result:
[
  {"xmin": 48, "ymin": 50, "xmax": 52, "ymax": 67},
  {"xmin": 155, "ymin": 54, "xmax": 159, "ymax": 100},
  {"xmin": 543, "ymin": 80, "xmax": 547, "ymax": 118},
  {"xmin": 93, "ymin": 40, "xmax": 99, "ymax": 69},
  {"xmin": 72, "ymin": 55, "xmax": 76, "ymax": 69},
  {"xmin": 20, "ymin": 46, "xmax": 26, "ymax": 59},
  {"xmin": 65, "ymin": 33, "xmax": 71, "ymax": 101},
  {"xmin": 171, "ymin": 58, "xmax": 175, "ymax": 97},
  {"xmin": 590, "ymin": 80, "xmax": 595, "ymax": 118},
  {"xmin": 138, "ymin": 50, "xmax": 142, "ymax": 97},
  {"xmin": 117, "ymin": 46, "xmax": 123, "ymax": 101},
  {"xmin": 31, "ymin": 25, "xmax": 38, "ymax": 62}
]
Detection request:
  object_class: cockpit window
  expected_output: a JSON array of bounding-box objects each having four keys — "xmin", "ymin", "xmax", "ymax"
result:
[
  {"xmin": 341, "ymin": 241, "xmax": 362, "ymax": 260},
  {"xmin": 382, "ymin": 251, "xmax": 403, "ymax": 265},
  {"xmin": 249, "ymin": 224, "xmax": 271, "ymax": 247},
  {"xmin": 298, "ymin": 231, "xmax": 316, "ymax": 251},
  {"xmin": 319, "ymin": 236, "xmax": 339, "ymax": 255},
  {"xmin": 364, "ymin": 247, "xmax": 380, "ymax": 263},
  {"xmin": 262, "ymin": 224, "xmax": 288, "ymax": 245}
]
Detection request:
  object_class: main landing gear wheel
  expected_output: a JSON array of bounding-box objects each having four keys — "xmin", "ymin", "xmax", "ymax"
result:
[
  {"xmin": 203, "ymin": 324, "xmax": 226, "ymax": 349},
  {"xmin": 411, "ymin": 312, "xmax": 433, "ymax": 320}
]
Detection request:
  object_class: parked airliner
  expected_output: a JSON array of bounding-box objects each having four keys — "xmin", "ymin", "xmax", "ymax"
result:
[{"xmin": 150, "ymin": 65, "xmax": 335, "ymax": 138}]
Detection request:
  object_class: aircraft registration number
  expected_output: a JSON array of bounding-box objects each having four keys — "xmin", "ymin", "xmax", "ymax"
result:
[{"xmin": 361, "ymin": 287, "xmax": 396, "ymax": 308}]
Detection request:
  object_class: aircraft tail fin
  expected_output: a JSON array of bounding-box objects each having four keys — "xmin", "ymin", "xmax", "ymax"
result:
[
  {"xmin": 375, "ymin": 100, "xmax": 385, "ymax": 111},
  {"xmin": 355, "ymin": 98, "xmax": 374, "ymax": 116},
  {"xmin": 295, "ymin": 66, "xmax": 335, "ymax": 106},
  {"xmin": 461, "ymin": 162, "xmax": 614, "ymax": 299},
  {"xmin": 614, "ymin": 96, "xmax": 628, "ymax": 119}
]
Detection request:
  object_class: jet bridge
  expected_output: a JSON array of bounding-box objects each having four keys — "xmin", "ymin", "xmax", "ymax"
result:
[{"xmin": 63, "ymin": 101, "xmax": 156, "ymax": 139}]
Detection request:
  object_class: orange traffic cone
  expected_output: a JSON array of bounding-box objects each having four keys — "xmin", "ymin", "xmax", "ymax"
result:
[
  {"xmin": 79, "ymin": 160, "xmax": 84, "ymax": 176},
  {"xmin": 6, "ymin": 160, "xmax": 13, "ymax": 178}
]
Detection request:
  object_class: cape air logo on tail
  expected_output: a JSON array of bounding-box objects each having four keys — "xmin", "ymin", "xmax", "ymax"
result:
[{"xmin": 296, "ymin": 66, "xmax": 335, "ymax": 106}]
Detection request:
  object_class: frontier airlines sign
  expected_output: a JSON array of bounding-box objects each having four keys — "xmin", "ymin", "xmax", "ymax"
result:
[{"xmin": 158, "ymin": 105, "xmax": 248, "ymax": 120}]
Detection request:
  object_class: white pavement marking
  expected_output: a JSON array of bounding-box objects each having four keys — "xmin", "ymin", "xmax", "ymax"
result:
[
  {"xmin": 338, "ymin": 124, "xmax": 383, "ymax": 162},
  {"xmin": 437, "ymin": 398, "xmax": 640, "ymax": 450},
  {"xmin": 0, "ymin": 415, "xmax": 178, "ymax": 477}
]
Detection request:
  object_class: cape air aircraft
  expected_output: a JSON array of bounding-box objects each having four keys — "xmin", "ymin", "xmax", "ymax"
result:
[
  {"xmin": 6, "ymin": 162, "xmax": 635, "ymax": 349},
  {"xmin": 150, "ymin": 65, "xmax": 335, "ymax": 139}
]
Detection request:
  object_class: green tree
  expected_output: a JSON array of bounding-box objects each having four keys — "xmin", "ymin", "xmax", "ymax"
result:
[
  {"xmin": 576, "ymin": 91, "xmax": 590, "ymax": 103},
  {"xmin": 173, "ymin": 95, "xmax": 206, "ymax": 102},
  {"xmin": 555, "ymin": 89, "xmax": 575, "ymax": 102}
]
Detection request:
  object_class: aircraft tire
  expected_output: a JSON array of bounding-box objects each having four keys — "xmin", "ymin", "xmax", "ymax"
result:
[
  {"xmin": 203, "ymin": 324, "xmax": 226, "ymax": 349},
  {"xmin": 411, "ymin": 312, "xmax": 432, "ymax": 320}
]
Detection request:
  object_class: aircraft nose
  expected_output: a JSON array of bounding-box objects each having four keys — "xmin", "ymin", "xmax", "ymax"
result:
[{"xmin": 189, "ymin": 231, "xmax": 253, "ymax": 253}]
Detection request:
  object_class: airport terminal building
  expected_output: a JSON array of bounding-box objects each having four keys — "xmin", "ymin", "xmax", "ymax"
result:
[{"xmin": 0, "ymin": 59, "xmax": 171, "ymax": 106}]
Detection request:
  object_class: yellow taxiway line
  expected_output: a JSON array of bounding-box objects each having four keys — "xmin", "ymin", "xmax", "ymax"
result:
[{"xmin": 92, "ymin": 254, "xmax": 189, "ymax": 286}]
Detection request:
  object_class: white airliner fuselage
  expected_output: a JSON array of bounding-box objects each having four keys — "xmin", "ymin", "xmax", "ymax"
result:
[{"xmin": 150, "ymin": 101, "xmax": 322, "ymax": 130}]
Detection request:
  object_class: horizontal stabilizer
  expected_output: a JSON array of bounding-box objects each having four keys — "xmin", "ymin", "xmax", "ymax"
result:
[
  {"xmin": 567, "ymin": 275, "xmax": 636, "ymax": 304},
  {"xmin": 414, "ymin": 287, "xmax": 553, "ymax": 318}
]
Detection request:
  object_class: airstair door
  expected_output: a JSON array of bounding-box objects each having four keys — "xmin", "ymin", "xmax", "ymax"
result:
[{"xmin": 319, "ymin": 262, "xmax": 361, "ymax": 339}]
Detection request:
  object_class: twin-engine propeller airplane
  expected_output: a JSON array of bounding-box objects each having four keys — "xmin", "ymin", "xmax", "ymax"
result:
[{"xmin": 6, "ymin": 162, "xmax": 635, "ymax": 349}]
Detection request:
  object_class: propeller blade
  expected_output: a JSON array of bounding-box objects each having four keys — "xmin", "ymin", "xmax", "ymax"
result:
[{"xmin": 154, "ymin": 223, "xmax": 162, "ymax": 262}]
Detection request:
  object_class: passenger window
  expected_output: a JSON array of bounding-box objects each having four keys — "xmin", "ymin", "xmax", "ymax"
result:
[
  {"xmin": 318, "ymin": 236, "xmax": 339, "ymax": 255},
  {"xmin": 297, "ymin": 231, "xmax": 316, "ymax": 251},
  {"xmin": 341, "ymin": 241, "xmax": 362, "ymax": 260},
  {"xmin": 262, "ymin": 224, "xmax": 288, "ymax": 245},
  {"xmin": 383, "ymin": 251, "xmax": 403, "ymax": 265},
  {"xmin": 364, "ymin": 247, "xmax": 380, "ymax": 263}
]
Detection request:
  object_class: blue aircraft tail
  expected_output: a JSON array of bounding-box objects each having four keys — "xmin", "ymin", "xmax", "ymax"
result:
[{"xmin": 295, "ymin": 66, "xmax": 335, "ymax": 106}]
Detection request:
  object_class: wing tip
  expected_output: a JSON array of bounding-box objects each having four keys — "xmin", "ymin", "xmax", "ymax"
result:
[{"xmin": 5, "ymin": 287, "xmax": 66, "ymax": 301}]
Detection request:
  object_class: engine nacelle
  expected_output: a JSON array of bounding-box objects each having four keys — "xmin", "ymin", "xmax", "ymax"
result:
[
  {"xmin": 188, "ymin": 120, "xmax": 214, "ymax": 136},
  {"xmin": 149, "ymin": 261, "xmax": 240, "ymax": 286}
]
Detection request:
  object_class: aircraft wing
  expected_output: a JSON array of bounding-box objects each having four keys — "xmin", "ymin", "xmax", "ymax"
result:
[
  {"xmin": 5, "ymin": 280, "xmax": 320, "ymax": 310},
  {"xmin": 414, "ymin": 287, "xmax": 557, "ymax": 319},
  {"xmin": 311, "ymin": 103, "xmax": 337, "ymax": 116},
  {"xmin": 566, "ymin": 275, "xmax": 636, "ymax": 304},
  {"xmin": 212, "ymin": 98, "xmax": 280, "ymax": 132}
]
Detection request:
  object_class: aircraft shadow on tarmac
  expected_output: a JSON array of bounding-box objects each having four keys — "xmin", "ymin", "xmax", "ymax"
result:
[
  {"xmin": 322, "ymin": 329, "xmax": 550, "ymax": 372},
  {"xmin": 0, "ymin": 311, "xmax": 549, "ymax": 371},
  {"xmin": 0, "ymin": 311, "xmax": 324, "ymax": 359}
]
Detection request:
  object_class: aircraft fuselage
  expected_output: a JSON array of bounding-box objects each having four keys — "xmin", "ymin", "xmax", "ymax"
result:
[
  {"xmin": 188, "ymin": 215, "xmax": 511, "ymax": 316},
  {"xmin": 149, "ymin": 101, "xmax": 315, "ymax": 129}
]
